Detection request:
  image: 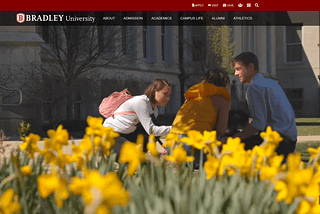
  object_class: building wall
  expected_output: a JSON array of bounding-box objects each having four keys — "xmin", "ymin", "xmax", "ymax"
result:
[
  {"xmin": 275, "ymin": 12, "xmax": 320, "ymax": 117},
  {"xmin": 232, "ymin": 13, "xmax": 320, "ymax": 117},
  {"xmin": 0, "ymin": 26, "xmax": 44, "ymax": 136}
]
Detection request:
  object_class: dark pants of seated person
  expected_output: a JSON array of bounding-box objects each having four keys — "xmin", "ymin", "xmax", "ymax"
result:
[
  {"xmin": 112, "ymin": 114, "xmax": 160, "ymax": 158},
  {"xmin": 242, "ymin": 133, "xmax": 297, "ymax": 161}
]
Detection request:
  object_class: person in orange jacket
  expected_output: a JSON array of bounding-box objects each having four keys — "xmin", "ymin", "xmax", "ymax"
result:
[{"xmin": 170, "ymin": 69, "xmax": 231, "ymax": 168}]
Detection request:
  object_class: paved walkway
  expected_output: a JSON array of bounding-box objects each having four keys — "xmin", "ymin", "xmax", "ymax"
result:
[{"xmin": 297, "ymin": 135, "xmax": 320, "ymax": 143}]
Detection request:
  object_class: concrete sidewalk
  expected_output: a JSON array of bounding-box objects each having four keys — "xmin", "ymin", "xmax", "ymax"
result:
[{"xmin": 297, "ymin": 135, "xmax": 320, "ymax": 143}]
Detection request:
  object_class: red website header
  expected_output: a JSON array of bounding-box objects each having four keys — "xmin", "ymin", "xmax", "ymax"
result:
[{"xmin": 2, "ymin": 0, "xmax": 320, "ymax": 11}]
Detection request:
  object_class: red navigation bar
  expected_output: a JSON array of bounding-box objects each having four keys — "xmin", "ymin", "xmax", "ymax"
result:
[{"xmin": 2, "ymin": 0, "xmax": 320, "ymax": 11}]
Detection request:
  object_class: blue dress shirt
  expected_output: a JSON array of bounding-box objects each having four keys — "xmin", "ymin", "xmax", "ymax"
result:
[{"xmin": 246, "ymin": 73, "xmax": 297, "ymax": 141}]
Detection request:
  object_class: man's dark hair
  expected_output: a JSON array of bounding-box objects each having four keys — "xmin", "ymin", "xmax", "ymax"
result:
[{"xmin": 232, "ymin": 52, "xmax": 259, "ymax": 72}]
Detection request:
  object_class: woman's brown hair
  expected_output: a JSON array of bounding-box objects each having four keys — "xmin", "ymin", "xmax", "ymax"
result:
[
  {"xmin": 144, "ymin": 79, "xmax": 171, "ymax": 104},
  {"xmin": 202, "ymin": 69, "xmax": 229, "ymax": 87}
]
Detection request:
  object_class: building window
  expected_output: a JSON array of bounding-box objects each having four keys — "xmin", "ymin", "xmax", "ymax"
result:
[
  {"xmin": 98, "ymin": 26, "xmax": 104, "ymax": 52},
  {"xmin": 286, "ymin": 24, "xmax": 302, "ymax": 62},
  {"xmin": 37, "ymin": 26, "xmax": 51, "ymax": 46},
  {"xmin": 284, "ymin": 88, "xmax": 303, "ymax": 117},
  {"xmin": 73, "ymin": 102, "xmax": 83, "ymax": 120},
  {"xmin": 192, "ymin": 26, "xmax": 206, "ymax": 62},
  {"xmin": 98, "ymin": 26, "xmax": 116, "ymax": 56},
  {"xmin": 122, "ymin": 26, "xmax": 127, "ymax": 55},
  {"xmin": 161, "ymin": 26, "xmax": 166, "ymax": 61},
  {"xmin": 143, "ymin": 26, "xmax": 148, "ymax": 58}
]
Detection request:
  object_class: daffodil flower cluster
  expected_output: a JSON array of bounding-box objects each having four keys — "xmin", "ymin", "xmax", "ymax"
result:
[
  {"xmin": 17, "ymin": 116, "xmax": 129, "ymax": 212},
  {"xmin": 196, "ymin": 126, "xmax": 320, "ymax": 214},
  {"xmin": 14, "ymin": 117, "xmax": 320, "ymax": 214},
  {"xmin": 37, "ymin": 170, "xmax": 69, "ymax": 208},
  {"xmin": 200, "ymin": 127, "xmax": 285, "ymax": 180},
  {"xmin": 119, "ymin": 136, "xmax": 147, "ymax": 176},
  {"xmin": 165, "ymin": 144, "xmax": 195, "ymax": 166},
  {"xmin": 0, "ymin": 188, "xmax": 21, "ymax": 214},
  {"xmin": 273, "ymin": 153, "xmax": 320, "ymax": 213},
  {"xmin": 69, "ymin": 170, "xmax": 130, "ymax": 214},
  {"xmin": 85, "ymin": 116, "xmax": 120, "ymax": 157}
]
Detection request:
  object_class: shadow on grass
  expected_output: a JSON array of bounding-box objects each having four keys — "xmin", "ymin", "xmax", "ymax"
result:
[{"xmin": 296, "ymin": 122, "xmax": 320, "ymax": 126}]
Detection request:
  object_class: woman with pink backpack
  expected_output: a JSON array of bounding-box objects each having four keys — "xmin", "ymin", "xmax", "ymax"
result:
[{"xmin": 102, "ymin": 79, "xmax": 172, "ymax": 156}]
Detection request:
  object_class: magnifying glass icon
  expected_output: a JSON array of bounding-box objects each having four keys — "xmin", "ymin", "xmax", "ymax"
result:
[{"xmin": 255, "ymin": 3, "xmax": 259, "ymax": 7}]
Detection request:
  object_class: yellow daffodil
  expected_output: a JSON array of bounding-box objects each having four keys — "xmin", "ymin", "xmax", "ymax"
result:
[
  {"xmin": 147, "ymin": 135, "xmax": 159, "ymax": 157},
  {"xmin": 286, "ymin": 168, "xmax": 314, "ymax": 203},
  {"xmin": 204, "ymin": 154, "xmax": 219, "ymax": 180},
  {"xmin": 20, "ymin": 165, "xmax": 32, "ymax": 177},
  {"xmin": 70, "ymin": 144, "xmax": 85, "ymax": 169},
  {"xmin": 37, "ymin": 173, "xmax": 69, "ymax": 208},
  {"xmin": 180, "ymin": 130, "xmax": 205, "ymax": 150},
  {"xmin": 37, "ymin": 173, "xmax": 61, "ymax": 198},
  {"xmin": 70, "ymin": 170, "xmax": 130, "ymax": 214},
  {"xmin": 86, "ymin": 116, "xmax": 104, "ymax": 137},
  {"xmin": 165, "ymin": 144, "xmax": 194, "ymax": 166},
  {"xmin": 296, "ymin": 199, "xmax": 312, "ymax": 214},
  {"xmin": 274, "ymin": 180, "xmax": 288, "ymax": 202},
  {"xmin": 40, "ymin": 125, "xmax": 70, "ymax": 168},
  {"xmin": 287, "ymin": 153, "xmax": 302, "ymax": 172},
  {"xmin": 86, "ymin": 117, "xmax": 109, "ymax": 156},
  {"xmin": 273, "ymin": 153, "xmax": 315, "ymax": 205},
  {"xmin": 57, "ymin": 153, "xmax": 73, "ymax": 170},
  {"xmin": 79, "ymin": 135, "xmax": 93, "ymax": 159},
  {"xmin": 260, "ymin": 166, "xmax": 279, "ymax": 181},
  {"xmin": 0, "ymin": 189, "xmax": 21, "ymax": 214},
  {"xmin": 260, "ymin": 126, "xmax": 283, "ymax": 147},
  {"xmin": 232, "ymin": 149, "xmax": 251, "ymax": 175},
  {"xmin": 260, "ymin": 155, "xmax": 284, "ymax": 181},
  {"xmin": 102, "ymin": 128, "xmax": 119, "ymax": 157},
  {"xmin": 203, "ymin": 131, "xmax": 222, "ymax": 155},
  {"xmin": 119, "ymin": 141, "xmax": 146, "ymax": 176},
  {"xmin": 203, "ymin": 131, "xmax": 221, "ymax": 146},
  {"xmin": 219, "ymin": 155, "xmax": 237, "ymax": 176},
  {"xmin": 47, "ymin": 125, "xmax": 69, "ymax": 148},
  {"xmin": 163, "ymin": 133, "xmax": 180, "ymax": 148},
  {"xmin": 308, "ymin": 146, "xmax": 320, "ymax": 163},
  {"xmin": 19, "ymin": 133, "xmax": 41, "ymax": 159},
  {"xmin": 221, "ymin": 137, "xmax": 244, "ymax": 154},
  {"xmin": 86, "ymin": 116, "xmax": 104, "ymax": 132},
  {"xmin": 250, "ymin": 146, "xmax": 266, "ymax": 173},
  {"xmin": 297, "ymin": 170, "xmax": 320, "ymax": 214},
  {"xmin": 86, "ymin": 117, "xmax": 119, "ymax": 149},
  {"xmin": 39, "ymin": 150, "xmax": 58, "ymax": 166},
  {"xmin": 136, "ymin": 134, "xmax": 144, "ymax": 149}
]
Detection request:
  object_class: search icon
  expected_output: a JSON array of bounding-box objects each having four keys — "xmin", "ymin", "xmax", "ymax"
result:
[{"xmin": 255, "ymin": 3, "xmax": 259, "ymax": 7}]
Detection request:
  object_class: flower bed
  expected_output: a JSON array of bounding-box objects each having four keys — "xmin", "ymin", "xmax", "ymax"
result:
[{"xmin": 0, "ymin": 116, "xmax": 318, "ymax": 213}]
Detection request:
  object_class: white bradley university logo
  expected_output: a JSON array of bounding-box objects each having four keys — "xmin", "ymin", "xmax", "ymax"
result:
[{"xmin": 16, "ymin": 13, "xmax": 25, "ymax": 23}]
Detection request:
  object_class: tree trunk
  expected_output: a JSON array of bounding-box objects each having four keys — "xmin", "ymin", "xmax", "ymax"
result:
[{"xmin": 66, "ymin": 79, "xmax": 73, "ymax": 121}]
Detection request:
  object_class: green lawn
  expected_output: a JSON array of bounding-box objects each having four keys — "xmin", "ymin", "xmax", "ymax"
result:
[
  {"xmin": 296, "ymin": 118, "xmax": 320, "ymax": 136},
  {"xmin": 294, "ymin": 141, "xmax": 320, "ymax": 162},
  {"xmin": 285, "ymin": 118, "xmax": 320, "ymax": 161}
]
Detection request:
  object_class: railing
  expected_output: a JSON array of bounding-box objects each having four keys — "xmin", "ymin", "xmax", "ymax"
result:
[{"xmin": 0, "ymin": 85, "xmax": 23, "ymax": 109}]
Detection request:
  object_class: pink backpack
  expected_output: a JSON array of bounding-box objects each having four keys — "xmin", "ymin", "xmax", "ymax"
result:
[{"xmin": 99, "ymin": 88, "xmax": 136, "ymax": 118}]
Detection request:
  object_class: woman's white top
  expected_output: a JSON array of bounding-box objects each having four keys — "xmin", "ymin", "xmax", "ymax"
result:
[{"xmin": 103, "ymin": 95, "xmax": 171, "ymax": 136}]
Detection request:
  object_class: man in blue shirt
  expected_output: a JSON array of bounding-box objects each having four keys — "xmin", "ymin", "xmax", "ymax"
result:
[{"xmin": 230, "ymin": 52, "xmax": 297, "ymax": 159}]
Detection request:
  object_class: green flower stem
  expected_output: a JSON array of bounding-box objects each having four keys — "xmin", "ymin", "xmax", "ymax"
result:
[
  {"xmin": 191, "ymin": 147, "xmax": 195, "ymax": 171},
  {"xmin": 17, "ymin": 171, "xmax": 29, "ymax": 214},
  {"xmin": 0, "ymin": 173, "xmax": 18, "ymax": 189},
  {"xmin": 200, "ymin": 149, "xmax": 204, "ymax": 173}
]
